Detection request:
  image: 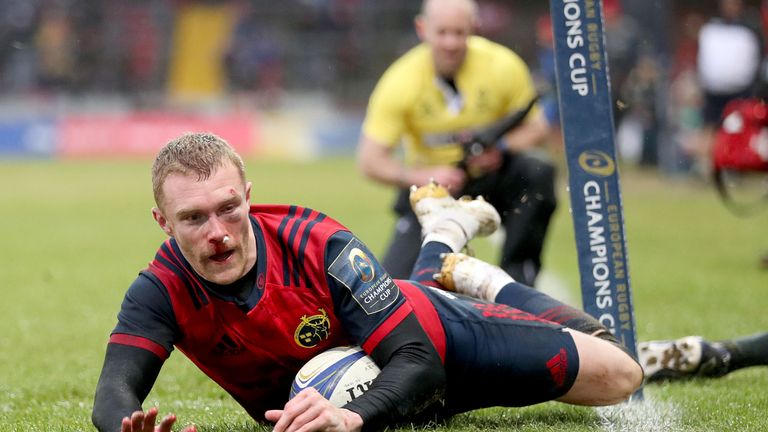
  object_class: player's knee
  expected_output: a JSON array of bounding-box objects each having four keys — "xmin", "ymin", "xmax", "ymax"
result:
[
  {"xmin": 594, "ymin": 342, "xmax": 643, "ymax": 404},
  {"xmin": 564, "ymin": 330, "xmax": 643, "ymax": 405},
  {"xmin": 605, "ymin": 355, "xmax": 643, "ymax": 403},
  {"xmin": 583, "ymin": 354, "xmax": 642, "ymax": 405}
]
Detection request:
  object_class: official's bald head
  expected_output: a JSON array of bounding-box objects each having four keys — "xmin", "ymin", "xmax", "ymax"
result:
[
  {"xmin": 416, "ymin": 0, "xmax": 478, "ymax": 78},
  {"xmin": 420, "ymin": 0, "xmax": 478, "ymax": 19}
]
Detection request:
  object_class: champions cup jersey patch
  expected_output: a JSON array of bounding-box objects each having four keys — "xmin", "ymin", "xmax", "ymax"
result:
[
  {"xmin": 328, "ymin": 239, "xmax": 399, "ymax": 315},
  {"xmin": 348, "ymin": 248, "xmax": 375, "ymax": 282}
]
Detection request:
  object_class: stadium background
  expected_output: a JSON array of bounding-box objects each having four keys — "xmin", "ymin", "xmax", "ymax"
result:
[{"xmin": 0, "ymin": 0, "xmax": 749, "ymax": 163}]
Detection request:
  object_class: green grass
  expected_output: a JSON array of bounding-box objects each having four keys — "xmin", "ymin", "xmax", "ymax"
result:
[{"xmin": 1, "ymin": 158, "xmax": 767, "ymax": 431}]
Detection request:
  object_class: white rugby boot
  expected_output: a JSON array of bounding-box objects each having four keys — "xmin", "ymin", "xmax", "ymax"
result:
[
  {"xmin": 409, "ymin": 180, "xmax": 500, "ymax": 252},
  {"xmin": 638, "ymin": 336, "xmax": 731, "ymax": 382},
  {"xmin": 433, "ymin": 252, "xmax": 513, "ymax": 301}
]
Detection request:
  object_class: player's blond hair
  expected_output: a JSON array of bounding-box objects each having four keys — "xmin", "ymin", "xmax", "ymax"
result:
[{"xmin": 152, "ymin": 132, "xmax": 246, "ymax": 208}]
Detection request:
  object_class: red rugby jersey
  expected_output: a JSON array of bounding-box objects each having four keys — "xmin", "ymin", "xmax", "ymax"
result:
[{"xmin": 110, "ymin": 204, "xmax": 445, "ymax": 418}]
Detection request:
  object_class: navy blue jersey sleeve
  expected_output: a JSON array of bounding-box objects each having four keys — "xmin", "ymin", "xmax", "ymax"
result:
[
  {"xmin": 324, "ymin": 232, "xmax": 446, "ymax": 430},
  {"xmin": 113, "ymin": 271, "xmax": 180, "ymax": 353},
  {"xmin": 325, "ymin": 231, "xmax": 405, "ymax": 343}
]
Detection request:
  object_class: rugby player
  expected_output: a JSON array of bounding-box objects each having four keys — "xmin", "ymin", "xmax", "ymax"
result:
[{"xmin": 92, "ymin": 132, "xmax": 641, "ymax": 432}]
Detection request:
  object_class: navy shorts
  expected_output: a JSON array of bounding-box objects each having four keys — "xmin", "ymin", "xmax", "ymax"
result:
[{"xmin": 434, "ymin": 292, "xmax": 579, "ymax": 414}]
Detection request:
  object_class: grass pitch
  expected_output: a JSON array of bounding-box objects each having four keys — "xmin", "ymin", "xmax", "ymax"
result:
[{"xmin": 1, "ymin": 157, "xmax": 767, "ymax": 431}]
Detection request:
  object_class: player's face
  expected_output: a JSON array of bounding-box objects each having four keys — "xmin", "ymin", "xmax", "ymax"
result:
[
  {"xmin": 418, "ymin": 2, "xmax": 475, "ymax": 77},
  {"xmin": 720, "ymin": 0, "xmax": 743, "ymax": 19},
  {"xmin": 153, "ymin": 162, "xmax": 256, "ymax": 285}
]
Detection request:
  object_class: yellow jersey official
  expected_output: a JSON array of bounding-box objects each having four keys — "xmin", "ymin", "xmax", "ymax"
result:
[
  {"xmin": 357, "ymin": 0, "xmax": 555, "ymax": 286},
  {"xmin": 363, "ymin": 35, "xmax": 540, "ymax": 167}
]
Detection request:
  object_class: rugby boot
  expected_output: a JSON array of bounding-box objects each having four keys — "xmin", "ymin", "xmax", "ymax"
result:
[
  {"xmin": 433, "ymin": 252, "xmax": 512, "ymax": 301},
  {"xmin": 409, "ymin": 180, "xmax": 500, "ymax": 252},
  {"xmin": 638, "ymin": 336, "xmax": 731, "ymax": 382}
]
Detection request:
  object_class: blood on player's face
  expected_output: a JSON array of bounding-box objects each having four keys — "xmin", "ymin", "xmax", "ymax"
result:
[{"xmin": 153, "ymin": 162, "xmax": 257, "ymax": 285}]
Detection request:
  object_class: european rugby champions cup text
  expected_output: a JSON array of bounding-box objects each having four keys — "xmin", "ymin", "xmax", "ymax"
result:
[{"xmin": 551, "ymin": 0, "xmax": 639, "ymax": 355}]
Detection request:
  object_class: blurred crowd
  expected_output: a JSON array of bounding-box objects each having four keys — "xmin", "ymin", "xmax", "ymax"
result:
[
  {"xmin": 0, "ymin": 0, "xmax": 767, "ymax": 175},
  {"xmin": 1, "ymin": 0, "xmax": 171, "ymax": 95},
  {"xmin": 0, "ymin": 0, "xmax": 424, "ymax": 106}
]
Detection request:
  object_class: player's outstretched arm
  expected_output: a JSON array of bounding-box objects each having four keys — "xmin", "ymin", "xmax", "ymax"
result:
[
  {"xmin": 266, "ymin": 387, "xmax": 363, "ymax": 432},
  {"xmin": 93, "ymin": 343, "xmax": 196, "ymax": 432}
]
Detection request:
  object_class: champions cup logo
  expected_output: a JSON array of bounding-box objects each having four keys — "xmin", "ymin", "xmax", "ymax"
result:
[
  {"xmin": 348, "ymin": 248, "xmax": 374, "ymax": 283},
  {"xmin": 578, "ymin": 150, "xmax": 615, "ymax": 177},
  {"xmin": 294, "ymin": 308, "xmax": 331, "ymax": 348}
]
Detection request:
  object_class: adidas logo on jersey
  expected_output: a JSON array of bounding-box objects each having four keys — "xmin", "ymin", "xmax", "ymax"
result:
[{"xmin": 212, "ymin": 333, "xmax": 243, "ymax": 356}]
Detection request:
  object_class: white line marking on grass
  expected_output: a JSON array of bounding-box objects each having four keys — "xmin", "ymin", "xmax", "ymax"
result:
[{"xmin": 596, "ymin": 396, "xmax": 682, "ymax": 432}]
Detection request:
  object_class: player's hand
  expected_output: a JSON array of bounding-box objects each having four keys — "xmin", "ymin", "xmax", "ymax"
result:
[
  {"xmin": 265, "ymin": 388, "xmax": 363, "ymax": 432},
  {"xmin": 120, "ymin": 407, "xmax": 197, "ymax": 432},
  {"xmin": 465, "ymin": 147, "xmax": 503, "ymax": 175},
  {"xmin": 420, "ymin": 166, "xmax": 466, "ymax": 193}
]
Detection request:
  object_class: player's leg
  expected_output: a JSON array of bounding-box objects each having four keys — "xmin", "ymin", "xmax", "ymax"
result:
[
  {"xmin": 639, "ymin": 331, "xmax": 768, "ymax": 382},
  {"xmin": 557, "ymin": 329, "xmax": 643, "ymax": 405},
  {"xmin": 433, "ymin": 254, "xmax": 641, "ymax": 406},
  {"xmin": 407, "ymin": 180, "xmax": 500, "ymax": 284},
  {"xmin": 721, "ymin": 331, "xmax": 768, "ymax": 372},
  {"xmin": 440, "ymin": 314, "xmax": 581, "ymax": 411},
  {"xmin": 409, "ymin": 180, "xmax": 500, "ymax": 250},
  {"xmin": 441, "ymin": 310, "xmax": 638, "ymax": 411},
  {"xmin": 487, "ymin": 153, "xmax": 557, "ymax": 286},
  {"xmin": 380, "ymin": 189, "xmax": 422, "ymax": 279},
  {"xmin": 435, "ymin": 252, "xmax": 627, "ymax": 352},
  {"xmin": 435, "ymin": 252, "xmax": 641, "ymax": 390}
]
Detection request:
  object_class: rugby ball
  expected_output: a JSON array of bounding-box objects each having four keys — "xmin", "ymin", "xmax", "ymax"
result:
[{"xmin": 289, "ymin": 345, "xmax": 381, "ymax": 407}]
